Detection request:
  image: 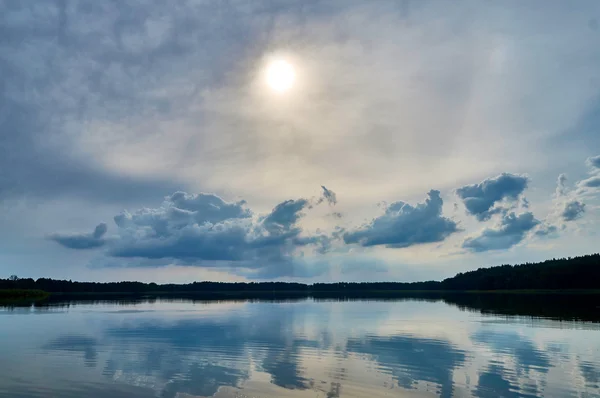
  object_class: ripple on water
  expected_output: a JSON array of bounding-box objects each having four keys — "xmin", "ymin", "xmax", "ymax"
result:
[{"xmin": 0, "ymin": 298, "xmax": 599, "ymax": 397}]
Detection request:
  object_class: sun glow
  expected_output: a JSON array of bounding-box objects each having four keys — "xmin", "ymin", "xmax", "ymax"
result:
[{"xmin": 265, "ymin": 59, "xmax": 296, "ymax": 93}]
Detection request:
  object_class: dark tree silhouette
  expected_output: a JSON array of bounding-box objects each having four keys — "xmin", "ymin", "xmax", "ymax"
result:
[{"xmin": 0, "ymin": 253, "xmax": 598, "ymax": 295}]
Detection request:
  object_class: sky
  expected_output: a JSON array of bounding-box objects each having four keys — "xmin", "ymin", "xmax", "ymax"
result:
[{"xmin": 1, "ymin": 0, "xmax": 600, "ymax": 283}]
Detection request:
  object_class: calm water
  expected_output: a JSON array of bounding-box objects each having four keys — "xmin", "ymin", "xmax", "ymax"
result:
[{"xmin": 1, "ymin": 297, "xmax": 600, "ymax": 398}]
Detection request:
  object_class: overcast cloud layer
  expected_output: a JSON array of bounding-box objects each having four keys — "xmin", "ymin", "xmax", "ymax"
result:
[{"xmin": 1, "ymin": 0, "xmax": 600, "ymax": 282}]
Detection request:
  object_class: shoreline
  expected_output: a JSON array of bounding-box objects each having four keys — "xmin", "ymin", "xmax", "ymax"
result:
[
  {"xmin": 0, "ymin": 289, "xmax": 50, "ymax": 303},
  {"xmin": 43, "ymin": 288, "xmax": 600, "ymax": 297},
  {"xmin": 2, "ymin": 288, "xmax": 600, "ymax": 305}
]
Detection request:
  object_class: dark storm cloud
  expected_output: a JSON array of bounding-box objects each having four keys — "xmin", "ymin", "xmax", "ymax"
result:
[
  {"xmin": 561, "ymin": 199, "xmax": 586, "ymax": 221},
  {"xmin": 343, "ymin": 190, "xmax": 459, "ymax": 248},
  {"xmin": 456, "ymin": 173, "xmax": 529, "ymax": 221},
  {"xmin": 463, "ymin": 212, "xmax": 539, "ymax": 252},
  {"xmin": 49, "ymin": 223, "xmax": 108, "ymax": 249}
]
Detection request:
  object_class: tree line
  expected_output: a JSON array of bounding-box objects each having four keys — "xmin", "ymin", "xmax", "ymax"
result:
[
  {"xmin": 1, "ymin": 253, "xmax": 599, "ymax": 293},
  {"xmin": 439, "ymin": 253, "xmax": 600, "ymax": 290}
]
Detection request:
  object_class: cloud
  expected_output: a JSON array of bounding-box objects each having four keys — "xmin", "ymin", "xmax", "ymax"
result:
[
  {"xmin": 51, "ymin": 191, "xmax": 331, "ymax": 279},
  {"xmin": 577, "ymin": 155, "xmax": 600, "ymax": 191},
  {"xmin": 462, "ymin": 167, "xmax": 591, "ymax": 246},
  {"xmin": 110, "ymin": 220, "xmax": 250, "ymax": 261},
  {"xmin": 561, "ymin": 200, "xmax": 586, "ymax": 221},
  {"xmin": 579, "ymin": 176, "xmax": 600, "ymax": 188},
  {"xmin": 318, "ymin": 186, "xmax": 337, "ymax": 206},
  {"xmin": 463, "ymin": 212, "xmax": 539, "ymax": 252},
  {"xmin": 456, "ymin": 174, "xmax": 529, "ymax": 221},
  {"xmin": 553, "ymin": 173, "xmax": 587, "ymax": 223},
  {"xmin": 110, "ymin": 194, "xmax": 300, "ymax": 263},
  {"xmin": 555, "ymin": 173, "xmax": 568, "ymax": 197},
  {"xmin": 92, "ymin": 223, "xmax": 108, "ymax": 239},
  {"xmin": 534, "ymin": 223, "xmax": 559, "ymax": 237},
  {"xmin": 344, "ymin": 190, "xmax": 459, "ymax": 248},
  {"xmin": 262, "ymin": 199, "xmax": 308, "ymax": 235},
  {"xmin": 49, "ymin": 223, "xmax": 108, "ymax": 249},
  {"xmin": 167, "ymin": 192, "xmax": 251, "ymax": 223},
  {"xmin": 586, "ymin": 155, "xmax": 600, "ymax": 169},
  {"xmin": 533, "ymin": 172, "xmax": 587, "ymax": 239},
  {"xmin": 546, "ymin": 173, "xmax": 589, "ymax": 227}
]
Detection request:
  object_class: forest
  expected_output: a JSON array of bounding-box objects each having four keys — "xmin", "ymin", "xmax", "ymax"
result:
[{"xmin": 1, "ymin": 253, "xmax": 598, "ymax": 295}]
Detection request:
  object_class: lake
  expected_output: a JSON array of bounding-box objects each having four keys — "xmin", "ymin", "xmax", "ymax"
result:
[{"xmin": 1, "ymin": 296, "xmax": 599, "ymax": 397}]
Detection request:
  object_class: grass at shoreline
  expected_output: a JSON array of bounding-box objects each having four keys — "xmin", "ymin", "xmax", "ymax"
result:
[{"xmin": 0, "ymin": 289, "xmax": 50, "ymax": 302}]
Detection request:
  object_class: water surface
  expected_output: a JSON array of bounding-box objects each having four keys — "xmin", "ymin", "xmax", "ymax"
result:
[{"xmin": 1, "ymin": 296, "xmax": 599, "ymax": 397}]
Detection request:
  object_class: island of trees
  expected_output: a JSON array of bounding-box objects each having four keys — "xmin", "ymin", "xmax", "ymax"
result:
[{"xmin": 1, "ymin": 253, "xmax": 599, "ymax": 300}]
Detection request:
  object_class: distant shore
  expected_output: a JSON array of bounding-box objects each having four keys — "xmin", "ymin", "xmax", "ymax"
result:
[
  {"xmin": 2, "ymin": 253, "xmax": 599, "ymax": 300},
  {"xmin": 42, "ymin": 288, "xmax": 600, "ymax": 299}
]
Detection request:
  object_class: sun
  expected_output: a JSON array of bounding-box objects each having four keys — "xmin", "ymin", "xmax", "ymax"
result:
[{"xmin": 266, "ymin": 59, "xmax": 296, "ymax": 93}]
